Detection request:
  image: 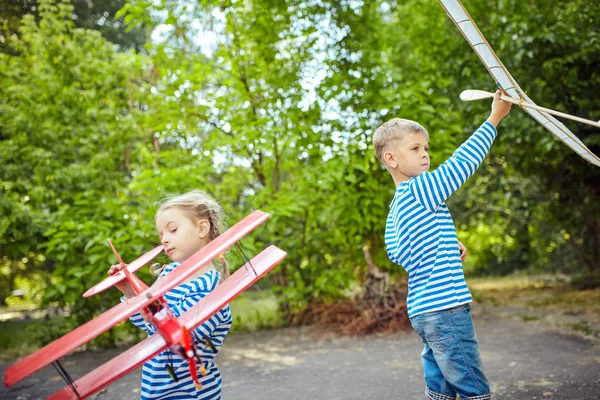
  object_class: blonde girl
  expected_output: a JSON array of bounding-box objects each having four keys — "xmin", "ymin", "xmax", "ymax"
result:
[{"xmin": 108, "ymin": 190, "xmax": 232, "ymax": 400}]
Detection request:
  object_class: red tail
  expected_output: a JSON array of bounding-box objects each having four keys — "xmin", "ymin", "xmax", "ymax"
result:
[
  {"xmin": 107, "ymin": 240, "xmax": 148, "ymax": 295},
  {"xmin": 107, "ymin": 240, "xmax": 125, "ymax": 266}
]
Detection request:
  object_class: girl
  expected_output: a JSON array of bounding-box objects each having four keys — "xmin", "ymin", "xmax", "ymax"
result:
[{"xmin": 108, "ymin": 190, "xmax": 232, "ymax": 400}]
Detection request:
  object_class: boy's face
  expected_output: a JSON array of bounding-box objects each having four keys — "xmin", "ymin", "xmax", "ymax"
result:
[
  {"xmin": 383, "ymin": 131, "xmax": 430, "ymax": 181},
  {"xmin": 156, "ymin": 208, "xmax": 210, "ymax": 262}
]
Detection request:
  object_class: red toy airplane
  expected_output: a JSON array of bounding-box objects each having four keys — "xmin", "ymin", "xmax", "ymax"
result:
[{"xmin": 4, "ymin": 210, "xmax": 287, "ymax": 399}]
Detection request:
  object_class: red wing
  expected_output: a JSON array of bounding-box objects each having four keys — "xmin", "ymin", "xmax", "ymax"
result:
[
  {"xmin": 47, "ymin": 245, "xmax": 287, "ymax": 400},
  {"xmin": 180, "ymin": 245, "xmax": 287, "ymax": 330},
  {"xmin": 83, "ymin": 244, "xmax": 164, "ymax": 298},
  {"xmin": 4, "ymin": 210, "xmax": 269, "ymax": 388},
  {"xmin": 47, "ymin": 331, "xmax": 168, "ymax": 400}
]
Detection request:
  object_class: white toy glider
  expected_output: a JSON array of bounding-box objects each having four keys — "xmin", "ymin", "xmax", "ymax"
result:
[{"xmin": 438, "ymin": 0, "xmax": 600, "ymax": 167}]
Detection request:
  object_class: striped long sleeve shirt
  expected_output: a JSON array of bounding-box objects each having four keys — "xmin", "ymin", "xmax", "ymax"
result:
[
  {"xmin": 385, "ymin": 121, "xmax": 497, "ymax": 318},
  {"xmin": 127, "ymin": 266, "xmax": 232, "ymax": 400}
]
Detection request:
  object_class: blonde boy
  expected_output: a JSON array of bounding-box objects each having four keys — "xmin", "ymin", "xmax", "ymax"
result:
[{"xmin": 374, "ymin": 92, "xmax": 511, "ymax": 400}]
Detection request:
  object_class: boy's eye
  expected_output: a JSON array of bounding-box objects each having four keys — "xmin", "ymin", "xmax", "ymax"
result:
[{"xmin": 170, "ymin": 228, "xmax": 177, "ymax": 233}]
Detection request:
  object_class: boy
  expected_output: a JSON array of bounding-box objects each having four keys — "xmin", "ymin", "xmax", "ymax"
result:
[{"xmin": 373, "ymin": 91, "xmax": 511, "ymax": 400}]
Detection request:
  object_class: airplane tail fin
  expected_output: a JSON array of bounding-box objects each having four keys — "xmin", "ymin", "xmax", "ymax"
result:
[
  {"xmin": 107, "ymin": 239, "xmax": 126, "ymax": 267},
  {"xmin": 82, "ymin": 242, "xmax": 163, "ymax": 298}
]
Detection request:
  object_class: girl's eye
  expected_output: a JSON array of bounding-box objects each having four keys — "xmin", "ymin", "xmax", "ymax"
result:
[
  {"xmin": 412, "ymin": 147, "xmax": 418, "ymax": 151},
  {"xmin": 170, "ymin": 228, "xmax": 177, "ymax": 233}
]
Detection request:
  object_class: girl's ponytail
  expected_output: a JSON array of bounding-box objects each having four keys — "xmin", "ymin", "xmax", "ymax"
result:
[
  {"xmin": 150, "ymin": 262, "xmax": 166, "ymax": 276},
  {"xmin": 218, "ymin": 254, "xmax": 230, "ymax": 282}
]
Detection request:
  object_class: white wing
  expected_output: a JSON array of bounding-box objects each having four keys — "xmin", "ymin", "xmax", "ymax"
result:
[{"xmin": 438, "ymin": 0, "xmax": 600, "ymax": 167}]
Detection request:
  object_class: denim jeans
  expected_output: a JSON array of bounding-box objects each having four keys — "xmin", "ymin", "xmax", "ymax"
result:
[{"xmin": 409, "ymin": 304, "xmax": 491, "ymax": 400}]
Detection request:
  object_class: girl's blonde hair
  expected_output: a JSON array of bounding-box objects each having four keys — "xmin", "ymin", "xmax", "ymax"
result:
[{"xmin": 150, "ymin": 190, "xmax": 230, "ymax": 281}]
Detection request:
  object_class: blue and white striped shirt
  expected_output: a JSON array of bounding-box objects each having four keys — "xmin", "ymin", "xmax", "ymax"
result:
[
  {"xmin": 128, "ymin": 266, "xmax": 232, "ymax": 400},
  {"xmin": 385, "ymin": 121, "xmax": 497, "ymax": 318}
]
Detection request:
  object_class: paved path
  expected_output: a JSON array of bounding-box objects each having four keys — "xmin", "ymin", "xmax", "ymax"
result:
[{"xmin": 2, "ymin": 306, "xmax": 599, "ymax": 399}]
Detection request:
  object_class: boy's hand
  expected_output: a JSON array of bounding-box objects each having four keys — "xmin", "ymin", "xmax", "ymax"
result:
[
  {"xmin": 458, "ymin": 241, "xmax": 468, "ymax": 262},
  {"xmin": 487, "ymin": 90, "xmax": 512, "ymax": 127},
  {"xmin": 108, "ymin": 263, "xmax": 137, "ymax": 298}
]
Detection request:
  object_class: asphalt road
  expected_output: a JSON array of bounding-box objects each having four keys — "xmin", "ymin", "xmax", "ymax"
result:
[{"xmin": 2, "ymin": 306, "xmax": 599, "ymax": 400}]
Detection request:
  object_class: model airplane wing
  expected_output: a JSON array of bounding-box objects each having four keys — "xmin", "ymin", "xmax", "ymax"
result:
[
  {"xmin": 4, "ymin": 210, "xmax": 269, "ymax": 387},
  {"xmin": 47, "ymin": 245, "xmax": 287, "ymax": 400},
  {"xmin": 438, "ymin": 0, "xmax": 600, "ymax": 167},
  {"xmin": 83, "ymin": 244, "xmax": 164, "ymax": 298}
]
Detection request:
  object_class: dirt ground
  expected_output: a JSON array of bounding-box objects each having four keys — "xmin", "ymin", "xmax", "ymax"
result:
[{"xmin": 1, "ymin": 304, "xmax": 599, "ymax": 400}]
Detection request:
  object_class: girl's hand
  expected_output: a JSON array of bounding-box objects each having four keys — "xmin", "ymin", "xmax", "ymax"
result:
[
  {"xmin": 458, "ymin": 241, "xmax": 468, "ymax": 262},
  {"xmin": 108, "ymin": 264, "xmax": 136, "ymax": 298}
]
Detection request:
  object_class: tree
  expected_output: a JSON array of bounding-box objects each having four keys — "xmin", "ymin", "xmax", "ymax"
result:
[
  {"xmin": 2, "ymin": 0, "xmax": 598, "ymax": 326},
  {"xmin": 0, "ymin": 0, "xmax": 150, "ymax": 313},
  {"xmin": 0, "ymin": 0, "xmax": 149, "ymax": 55}
]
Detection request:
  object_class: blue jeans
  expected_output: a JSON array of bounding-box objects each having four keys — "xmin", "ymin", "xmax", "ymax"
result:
[{"xmin": 409, "ymin": 304, "xmax": 491, "ymax": 400}]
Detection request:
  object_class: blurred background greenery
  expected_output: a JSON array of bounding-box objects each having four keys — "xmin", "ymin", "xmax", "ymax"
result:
[{"xmin": 1, "ymin": 0, "xmax": 599, "ymax": 352}]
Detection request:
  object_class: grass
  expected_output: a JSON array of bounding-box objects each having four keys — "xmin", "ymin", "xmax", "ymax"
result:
[
  {"xmin": 469, "ymin": 274, "xmax": 600, "ymax": 312},
  {"xmin": 469, "ymin": 274, "xmax": 600, "ymax": 338},
  {"xmin": 520, "ymin": 314, "xmax": 539, "ymax": 322},
  {"xmin": 0, "ymin": 319, "xmax": 50, "ymax": 361},
  {"xmin": 229, "ymin": 291, "xmax": 281, "ymax": 332},
  {"xmin": 565, "ymin": 321, "xmax": 595, "ymax": 336}
]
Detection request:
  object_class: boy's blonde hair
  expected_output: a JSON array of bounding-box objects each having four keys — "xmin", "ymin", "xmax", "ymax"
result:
[
  {"xmin": 373, "ymin": 118, "xmax": 429, "ymax": 164},
  {"xmin": 152, "ymin": 190, "xmax": 229, "ymax": 280}
]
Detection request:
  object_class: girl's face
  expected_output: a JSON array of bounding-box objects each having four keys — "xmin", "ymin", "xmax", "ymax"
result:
[{"xmin": 156, "ymin": 208, "xmax": 210, "ymax": 262}]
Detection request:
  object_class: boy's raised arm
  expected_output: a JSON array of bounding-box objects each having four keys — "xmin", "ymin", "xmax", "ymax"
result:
[{"xmin": 411, "ymin": 91, "xmax": 511, "ymax": 212}]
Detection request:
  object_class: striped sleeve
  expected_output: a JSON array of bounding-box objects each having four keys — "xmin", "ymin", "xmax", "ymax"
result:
[
  {"xmin": 411, "ymin": 121, "xmax": 497, "ymax": 212},
  {"xmin": 121, "ymin": 296, "xmax": 157, "ymax": 335},
  {"xmin": 202, "ymin": 306, "xmax": 232, "ymax": 347},
  {"xmin": 129, "ymin": 312, "xmax": 156, "ymax": 335},
  {"xmin": 193, "ymin": 306, "xmax": 232, "ymax": 343},
  {"xmin": 169, "ymin": 271, "xmax": 218, "ymax": 318},
  {"xmin": 170, "ymin": 272, "xmax": 224, "ymax": 340}
]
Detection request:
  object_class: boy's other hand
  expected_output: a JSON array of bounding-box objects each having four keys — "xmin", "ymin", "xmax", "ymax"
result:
[
  {"xmin": 458, "ymin": 241, "xmax": 468, "ymax": 262},
  {"xmin": 487, "ymin": 90, "xmax": 512, "ymax": 127}
]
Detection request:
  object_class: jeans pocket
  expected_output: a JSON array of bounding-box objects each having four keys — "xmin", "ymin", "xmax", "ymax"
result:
[
  {"xmin": 449, "ymin": 303, "xmax": 470, "ymax": 314},
  {"xmin": 420, "ymin": 312, "xmax": 454, "ymax": 353}
]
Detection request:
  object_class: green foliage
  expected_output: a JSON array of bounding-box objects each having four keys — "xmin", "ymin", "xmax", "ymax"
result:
[
  {"xmin": 0, "ymin": 0, "xmax": 149, "ymax": 54},
  {"xmin": 448, "ymin": 0, "xmax": 600, "ymax": 276},
  {"xmin": 0, "ymin": 318, "xmax": 48, "ymax": 361},
  {"xmin": 1, "ymin": 0, "xmax": 599, "ymax": 339},
  {"xmin": 229, "ymin": 291, "xmax": 281, "ymax": 332},
  {"xmin": 0, "ymin": 0, "xmax": 152, "ymax": 316}
]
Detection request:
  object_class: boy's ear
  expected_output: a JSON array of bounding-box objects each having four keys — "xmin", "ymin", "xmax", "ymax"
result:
[
  {"xmin": 383, "ymin": 151, "xmax": 398, "ymax": 169},
  {"xmin": 196, "ymin": 219, "xmax": 210, "ymax": 238}
]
